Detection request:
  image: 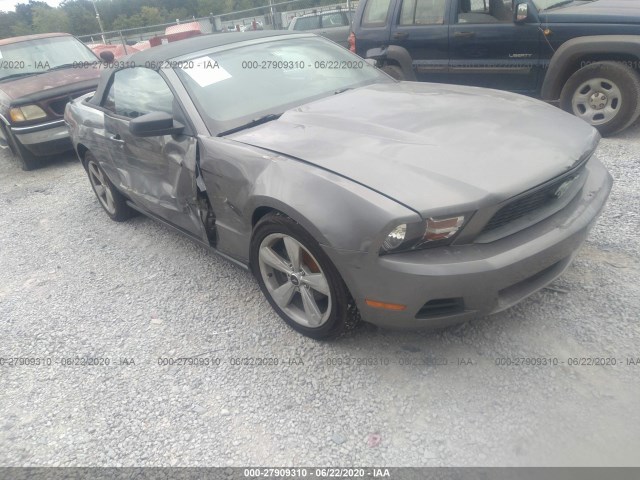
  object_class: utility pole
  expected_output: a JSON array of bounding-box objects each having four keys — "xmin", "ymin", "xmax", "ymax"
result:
[
  {"xmin": 268, "ymin": 0, "xmax": 276, "ymax": 29},
  {"xmin": 91, "ymin": 0, "xmax": 106, "ymax": 44}
]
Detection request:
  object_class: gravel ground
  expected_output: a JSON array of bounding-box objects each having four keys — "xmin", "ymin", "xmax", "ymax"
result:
[{"xmin": 0, "ymin": 123, "xmax": 639, "ymax": 468}]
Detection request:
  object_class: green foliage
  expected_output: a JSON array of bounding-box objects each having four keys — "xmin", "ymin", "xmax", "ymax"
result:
[
  {"xmin": 32, "ymin": 5, "xmax": 71, "ymax": 33},
  {"xmin": 10, "ymin": 21, "xmax": 33, "ymax": 37},
  {"xmin": 0, "ymin": 0, "xmax": 344, "ymax": 39}
]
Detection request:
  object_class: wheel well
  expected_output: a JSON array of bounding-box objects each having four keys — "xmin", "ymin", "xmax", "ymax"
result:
[
  {"xmin": 562, "ymin": 53, "xmax": 640, "ymax": 90},
  {"xmin": 252, "ymin": 206, "xmax": 280, "ymax": 227},
  {"xmin": 382, "ymin": 59, "xmax": 401, "ymax": 68},
  {"xmin": 76, "ymin": 144, "xmax": 89, "ymax": 165}
]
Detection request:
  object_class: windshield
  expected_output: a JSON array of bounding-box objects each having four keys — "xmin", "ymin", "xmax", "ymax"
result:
[
  {"xmin": 533, "ymin": 0, "xmax": 595, "ymax": 11},
  {"xmin": 0, "ymin": 36, "xmax": 98, "ymax": 82},
  {"xmin": 174, "ymin": 36, "xmax": 390, "ymax": 134}
]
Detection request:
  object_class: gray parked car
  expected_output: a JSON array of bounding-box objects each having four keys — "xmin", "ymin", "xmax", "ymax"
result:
[{"xmin": 65, "ymin": 31, "xmax": 612, "ymax": 339}]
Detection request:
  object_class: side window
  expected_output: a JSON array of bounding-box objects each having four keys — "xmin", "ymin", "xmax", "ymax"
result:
[
  {"xmin": 102, "ymin": 68, "xmax": 174, "ymax": 119},
  {"xmin": 321, "ymin": 13, "xmax": 347, "ymax": 27},
  {"xmin": 458, "ymin": 0, "xmax": 513, "ymax": 23},
  {"xmin": 400, "ymin": 0, "xmax": 447, "ymax": 25},
  {"xmin": 362, "ymin": 0, "xmax": 393, "ymax": 27},
  {"xmin": 293, "ymin": 16, "xmax": 321, "ymax": 30}
]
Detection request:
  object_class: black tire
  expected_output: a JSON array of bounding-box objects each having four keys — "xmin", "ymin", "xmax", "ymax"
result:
[
  {"xmin": 560, "ymin": 61, "xmax": 640, "ymax": 137},
  {"xmin": 83, "ymin": 151, "xmax": 135, "ymax": 222},
  {"xmin": 4, "ymin": 127, "xmax": 40, "ymax": 171},
  {"xmin": 381, "ymin": 64, "xmax": 405, "ymax": 81},
  {"xmin": 250, "ymin": 213, "xmax": 354, "ymax": 339}
]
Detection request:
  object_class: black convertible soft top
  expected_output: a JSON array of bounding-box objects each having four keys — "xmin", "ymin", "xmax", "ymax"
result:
[{"xmin": 90, "ymin": 30, "xmax": 301, "ymax": 106}]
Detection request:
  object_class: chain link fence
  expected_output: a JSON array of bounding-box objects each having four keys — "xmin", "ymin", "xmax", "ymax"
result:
[{"xmin": 77, "ymin": 0, "xmax": 357, "ymax": 51}]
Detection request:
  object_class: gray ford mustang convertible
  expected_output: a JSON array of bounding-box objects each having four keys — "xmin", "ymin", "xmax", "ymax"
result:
[{"xmin": 65, "ymin": 31, "xmax": 612, "ymax": 339}]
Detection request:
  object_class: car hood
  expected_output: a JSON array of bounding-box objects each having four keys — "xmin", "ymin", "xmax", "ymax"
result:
[
  {"xmin": 229, "ymin": 82, "xmax": 599, "ymax": 216},
  {"xmin": 0, "ymin": 67, "xmax": 100, "ymax": 103},
  {"xmin": 542, "ymin": 0, "xmax": 640, "ymax": 24}
]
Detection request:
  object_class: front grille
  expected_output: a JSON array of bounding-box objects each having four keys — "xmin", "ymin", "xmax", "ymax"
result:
[
  {"xmin": 47, "ymin": 90, "xmax": 94, "ymax": 116},
  {"xmin": 416, "ymin": 298, "xmax": 464, "ymax": 319},
  {"xmin": 482, "ymin": 167, "xmax": 584, "ymax": 234}
]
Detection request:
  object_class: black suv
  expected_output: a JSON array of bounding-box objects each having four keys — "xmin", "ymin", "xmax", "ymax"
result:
[{"xmin": 349, "ymin": 0, "xmax": 640, "ymax": 135}]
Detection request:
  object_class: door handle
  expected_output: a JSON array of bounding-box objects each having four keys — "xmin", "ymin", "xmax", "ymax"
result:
[
  {"xmin": 454, "ymin": 31, "xmax": 475, "ymax": 38},
  {"xmin": 109, "ymin": 134, "xmax": 124, "ymax": 144},
  {"xmin": 392, "ymin": 32, "xmax": 409, "ymax": 40}
]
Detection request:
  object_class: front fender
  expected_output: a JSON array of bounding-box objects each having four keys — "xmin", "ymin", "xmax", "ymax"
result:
[
  {"xmin": 541, "ymin": 35, "xmax": 640, "ymax": 101},
  {"xmin": 198, "ymin": 137, "xmax": 419, "ymax": 264},
  {"xmin": 365, "ymin": 45, "xmax": 417, "ymax": 81}
]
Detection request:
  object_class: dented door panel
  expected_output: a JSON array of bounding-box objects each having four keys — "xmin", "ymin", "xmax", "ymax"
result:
[{"xmin": 104, "ymin": 113, "xmax": 206, "ymax": 242}]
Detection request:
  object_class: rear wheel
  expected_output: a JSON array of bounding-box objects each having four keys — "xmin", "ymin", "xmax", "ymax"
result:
[
  {"xmin": 560, "ymin": 61, "xmax": 640, "ymax": 136},
  {"xmin": 250, "ymin": 213, "xmax": 353, "ymax": 339},
  {"xmin": 84, "ymin": 151, "xmax": 135, "ymax": 222}
]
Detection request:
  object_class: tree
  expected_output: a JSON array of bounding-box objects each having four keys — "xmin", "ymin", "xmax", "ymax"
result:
[
  {"xmin": 60, "ymin": 0, "xmax": 101, "ymax": 36},
  {"xmin": 32, "ymin": 5, "xmax": 71, "ymax": 33},
  {"xmin": 0, "ymin": 12, "xmax": 20, "ymax": 39},
  {"xmin": 14, "ymin": 1, "xmax": 50, "ymax": 25},
  {"xmin": 166, "ymin": 7, "xmax": 189, "ymax": 21},
  {"xmin": 10, "ymin": 21, "xmax": 33, "ymax": 36},
  {"xmin": 139, "ymin": 6, "xmax": 165, "ymax": 25}
]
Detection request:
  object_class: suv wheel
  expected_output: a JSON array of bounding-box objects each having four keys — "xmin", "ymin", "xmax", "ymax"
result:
[
  {"xmin": 381, "ymin": 64, "xmax": 405, "ymax": 81},
  {"xmin": 560, "ymin": 61, "xmax": 640, "ymax": 136}
]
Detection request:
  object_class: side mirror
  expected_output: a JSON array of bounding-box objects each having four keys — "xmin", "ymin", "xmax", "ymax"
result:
[
  {"xmin": 129, "ymin": 111, "xmax": 184, "ymax": 137},
  {"xmin": 515, "ymin": 3, "xmax": 529, "ymax": 23},
  {"xmin": 99, "ymin": 50, "xmax": 115, "ymax": 63}
]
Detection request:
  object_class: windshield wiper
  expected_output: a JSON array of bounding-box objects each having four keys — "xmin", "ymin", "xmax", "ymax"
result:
[
  {"xmin": 46, "ymin": 63, "xmax": 78, "ymax": 72},
  {"xmin": 0, "ymin": 71, "xmax": 39, "ymax": 82},
  {"xmin": 218, "ymin": 113, "xmax": 282, "ymax": 136},
  {"xmin": 334, "ymin": 87, "xmax": 353, "ymax": 95}
]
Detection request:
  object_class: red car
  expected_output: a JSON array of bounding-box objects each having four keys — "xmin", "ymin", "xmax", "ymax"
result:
[{"xmin": 0, "ymin": 33, "xmax": 101, "ymax": 170}]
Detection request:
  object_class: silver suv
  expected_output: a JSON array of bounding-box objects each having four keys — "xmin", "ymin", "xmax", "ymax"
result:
[{"xmin": 287, "ymin": 9, "xmax": 354, "ymax": 48}]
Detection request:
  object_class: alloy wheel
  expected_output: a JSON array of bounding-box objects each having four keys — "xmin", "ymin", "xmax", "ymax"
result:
[
  {"xmin": 258, "ymin": 233, "xmax": 332, "ymax": 328},
  {"xmin": 87, "ymin": 160, "xmax": 116, "ymax": 215}
]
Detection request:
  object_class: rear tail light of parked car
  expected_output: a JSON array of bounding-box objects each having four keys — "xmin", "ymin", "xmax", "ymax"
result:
[
  {"xmin": 380, "ymin": 214, "xmax": 468, "ymax": 254},
  {"xmin": 9, "ymin": 105, "xmax": 47, "ymax": 123},
  {"xmin": 348, "ymin": 32, "xmax": 356, "ymax": 53}
]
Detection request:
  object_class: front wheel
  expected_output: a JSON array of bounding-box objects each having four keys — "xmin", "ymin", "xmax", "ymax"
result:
[
  {"xmin": 560, "ymin": 61, "xmax": 640, "ymax": 136},
  {"xmin": 250, "ymin": 213, "xmax": 353, "ymax": 339}
]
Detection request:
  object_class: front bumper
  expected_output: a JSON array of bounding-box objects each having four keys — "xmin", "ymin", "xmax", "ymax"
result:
[
  {"xmin": 11, "ymin": 120, "xmax": 71, "ymax": 156},
  {"xmin": 323, "ymin": 157, "xmax": 613, "ymax": 329}
]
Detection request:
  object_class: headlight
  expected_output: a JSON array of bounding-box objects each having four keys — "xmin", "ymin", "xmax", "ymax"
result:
[
  {"xmin": 380, "ymin": 214, "xmax": 470, "ymax": 254},
  {"xmin": 9, "ymin": 105, "xmax": 47, "ymax": 123},
  {"xmin": 381, "ymin": 224, "xmax": 407, "ymax": 251}
]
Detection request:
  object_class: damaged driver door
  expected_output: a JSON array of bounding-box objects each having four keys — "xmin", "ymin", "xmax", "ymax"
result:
[{"xmin": 102, "ymin": 67, "xmax": 207, "ymax": 242}]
